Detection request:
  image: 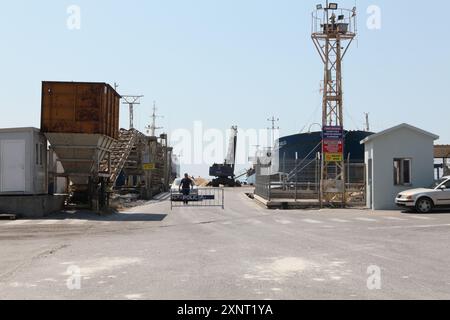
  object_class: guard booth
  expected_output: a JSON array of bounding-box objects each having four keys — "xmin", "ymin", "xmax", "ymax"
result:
[
  {"xmin": 170, "ymin": 188, "xmax": 224, "ymax": 210},
  {"xmin": 361, "ymin": 123, "xmax": 439, "ymax": 210}
]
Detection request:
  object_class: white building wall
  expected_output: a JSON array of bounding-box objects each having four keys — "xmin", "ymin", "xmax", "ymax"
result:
[
  {"xmin": 34, "ymin": 132, "xmax": 48, "ymax": 194},
  {"xmin": 0, "ymin": 128, "xmax": 47, "ymax": 195},
  {"xmin": 367, "ymin": 127, "xmax": 435, "ymax": 210},
  {"xmin": 365, "ymin": 142, "xmax": 374, "ymax": 209}
]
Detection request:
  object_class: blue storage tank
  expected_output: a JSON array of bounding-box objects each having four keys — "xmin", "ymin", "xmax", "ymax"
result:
[
  {"xmin": 277, "ymin": 130, "xmax": 373, "ymax": 161},
  {"xmin": 272, "ymin": 130, "xmax": 374, "ymax": 177}
]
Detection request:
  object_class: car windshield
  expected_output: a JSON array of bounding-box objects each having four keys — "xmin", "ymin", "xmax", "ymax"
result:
[
  {"xmin": 173, "ymin": 179, "xmax": 182, "ymax": 187},
  {"xmin": 432, "ymin": 178, "xmax": 449, "ymax": 189}
]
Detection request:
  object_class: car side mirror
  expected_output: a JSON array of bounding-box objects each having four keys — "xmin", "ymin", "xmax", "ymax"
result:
[{"xmin": 439, "ymin": 185, "xmax": 446, "ymax": 191}]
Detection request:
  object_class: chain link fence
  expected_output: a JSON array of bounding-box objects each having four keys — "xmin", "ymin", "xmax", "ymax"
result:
[{"xmin": 254, "ymin": 160, "xmax": 366, "ymax": 206}]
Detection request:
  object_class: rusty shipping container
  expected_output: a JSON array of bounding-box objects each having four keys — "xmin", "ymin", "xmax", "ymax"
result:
[{"xmin": 41, "ymin": 81, "xmax": 120, "ymax": 139}]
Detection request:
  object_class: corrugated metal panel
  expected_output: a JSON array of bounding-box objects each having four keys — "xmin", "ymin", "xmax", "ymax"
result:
[{"xmin": 41, "ymin": 81, "xmax": 120, "ymax": 139}]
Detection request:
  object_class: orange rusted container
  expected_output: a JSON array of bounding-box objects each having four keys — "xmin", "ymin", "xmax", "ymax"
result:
[{"xmin": 41, "ymin": 81, "xmax": 120, "ymax": 139}]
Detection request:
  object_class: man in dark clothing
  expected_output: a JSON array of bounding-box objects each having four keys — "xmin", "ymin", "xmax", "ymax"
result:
[{"xmin": 179, "ymin": 174, "xmax": 194, "ymax": 204}]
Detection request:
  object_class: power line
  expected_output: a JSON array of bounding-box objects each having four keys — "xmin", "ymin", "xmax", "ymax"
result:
[{"xmin": 122, "ymin": 95, "xmax": 144, "ymax": 129}]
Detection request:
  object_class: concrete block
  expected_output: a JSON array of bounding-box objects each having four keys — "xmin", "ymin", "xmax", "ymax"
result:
[{"xmin": 0, "ymin": 195, "xmax": 66, "ymax": 218}]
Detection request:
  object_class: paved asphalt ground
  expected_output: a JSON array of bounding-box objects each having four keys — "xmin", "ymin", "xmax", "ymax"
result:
[{"xmin": 1, "ymin": 187, "xmax": 450, "ymax": 300}]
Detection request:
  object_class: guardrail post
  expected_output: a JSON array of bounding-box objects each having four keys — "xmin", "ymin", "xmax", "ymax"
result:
[
  {"xmin": 268, "ymin": 182, "xmax": 271, "ymax": 202},
  {"xmin": 295, "ymin": 175, "xmax": 298, "ymax": 202},
  {"xmin": 222, "ymin": 188, "xmax": 225, "ymax": 210}
]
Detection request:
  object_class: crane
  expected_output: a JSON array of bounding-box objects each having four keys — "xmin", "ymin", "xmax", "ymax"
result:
[{"xmin": 208, "ymin": 126, "xmax": 241, "ymax": 187}]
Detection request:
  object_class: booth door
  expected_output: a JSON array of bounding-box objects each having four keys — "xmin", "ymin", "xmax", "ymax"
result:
[
  {"xmin": 368, "ymin": 158, "xmax": 373, "ymax": 209},
  {"xmin": 0, "ymin": 140, "xmax": 26, "ymax": 192}
]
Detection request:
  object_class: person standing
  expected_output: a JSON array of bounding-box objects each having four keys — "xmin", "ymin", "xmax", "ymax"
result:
[{"xmin": 179, "ymin": 173, "xmax": 194, "ymax": 205}]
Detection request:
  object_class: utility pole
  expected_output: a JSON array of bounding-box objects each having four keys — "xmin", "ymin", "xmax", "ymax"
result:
[
  {"xmin": 122, "ymin": 95, "xmax": 144, "ymax": 129},
  {"xmin": 364, "ymin": 112, "xmax": 370, "ymax": 132},
  {"xmin": 146, "ymin": 101, "xmax": 164, "ymax": 137},
  {"xmin": 267, "ymin": 116, "xmax": 280, "ymax": 151}
]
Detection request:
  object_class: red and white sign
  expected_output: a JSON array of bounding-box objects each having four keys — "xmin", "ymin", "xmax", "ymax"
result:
[{"xmin": 323, "ymin": 140, "xmax": 343, "ymax": 153}]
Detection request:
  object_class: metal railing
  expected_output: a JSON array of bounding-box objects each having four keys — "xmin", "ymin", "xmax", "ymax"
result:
[
  {"xmin": 170, "ymin": 188, "xmax": 225, "ymax": 210},
  {"xmin": 254, "ymin": 160, "xmax": 366, "ymax": 206}
]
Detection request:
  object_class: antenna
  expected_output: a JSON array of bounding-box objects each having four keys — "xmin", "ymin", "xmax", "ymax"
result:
[
  {"xmin": 145, "ymin": 101, "xmax": 164, "ymax": 137},
  {"xmin": 267, "ymin": 116, "xmax": 280, "ymax": 150},
  {"xmin": 122, "ymin": 95, "xmax": 144, "ymax": 129}
]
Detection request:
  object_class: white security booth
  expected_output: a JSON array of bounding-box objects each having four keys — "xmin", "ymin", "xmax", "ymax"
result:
[
  {"xmin": 361, "ymin": 123, "xmax": 439, "ymax": 210},
  {"xmin": 0, "ymin": 127, "xmax": 47, "ymax": 195}
]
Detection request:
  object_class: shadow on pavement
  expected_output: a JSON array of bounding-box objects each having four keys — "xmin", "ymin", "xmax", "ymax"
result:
[
  {"xmin": 402, "ymin": 209, "xmax": 450, "ymax": 216},
  {"xmin": 45, "ymin": 210, "xmax": 168, "ymax": 222}
]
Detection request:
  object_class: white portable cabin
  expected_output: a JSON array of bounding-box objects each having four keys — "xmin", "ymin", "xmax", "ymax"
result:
[
  {"xmin": 361, "ymin": 123, "xmax": 439, "ymax": 210},
  {"xmin": 0, "ymin": 127, "xmax": 48, "ymax": 195}
]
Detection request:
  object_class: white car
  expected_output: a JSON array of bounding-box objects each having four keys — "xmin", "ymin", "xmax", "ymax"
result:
[
  {"xmin": 395, "ymin": 176, "xmax": 450, "ymax": 213},
  {"xmin": 170, "ymin": 178, "xmax": 199, "ymax": 201}
]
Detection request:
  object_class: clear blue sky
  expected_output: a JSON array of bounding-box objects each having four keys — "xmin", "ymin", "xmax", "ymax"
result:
[{"xmin": 1, "ymin": 0, "xmax": 449, "ymax": 176}]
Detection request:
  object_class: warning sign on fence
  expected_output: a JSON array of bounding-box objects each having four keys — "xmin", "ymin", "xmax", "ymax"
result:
[
  {"xmin": 143, "ymin": 163, "xmax": 156, "ymax": 170},
  {"xmin": 322, "ymin": 126, "xmax": 344, "ymax": 162},
  {"xmin": 325, "ymin": 153, "xmax": 344, "ymax": 162},
  {"xmin": 322, "ymin": 126, "xmax": 343, "ymax": 140},
  {"xmin": 323, "ymin": 140, "xmax": 343, "ymax": 153}
]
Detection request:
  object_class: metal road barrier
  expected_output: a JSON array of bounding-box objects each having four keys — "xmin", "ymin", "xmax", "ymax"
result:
[{"xmin": 170, "ymin": 188, "xmax": 224, "ymax": 210}]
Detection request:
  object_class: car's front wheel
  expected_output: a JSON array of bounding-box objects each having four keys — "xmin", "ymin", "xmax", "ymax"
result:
[{"xmin": 415, "ymin": 197, "xmax": 434, "ymax": 214}]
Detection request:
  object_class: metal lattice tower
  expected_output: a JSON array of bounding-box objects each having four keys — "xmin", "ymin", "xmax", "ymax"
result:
[
  {"xmin": 267, "ymin": 116, "xmax": 280, "ymax": 151},
  {"xmin": 311, "ymin": 2, "xmax": 357, "ymax": 204},
  {"xmin": 122, "ymin": 95, "xmax": 144, "ymax": 129},
  {"xmin": 146, "ymin": 101, "xmax": 164, "ymax": 137}
]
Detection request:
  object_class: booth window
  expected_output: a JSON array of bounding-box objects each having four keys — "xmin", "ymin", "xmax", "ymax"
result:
[
  {"xmin": 35, "ymin": 143, "xmax": 39, "ymax": 165},
  {"xmin": 35, "ymin": 143, "xmax": 44, "ymax": 166},
  {"xmin": 394, "ymin": 158, "xmax": 411, "ymax": 186},
  {"xmin": 40, "ymin": 144, "xmax": 44, "ymax": 165}
]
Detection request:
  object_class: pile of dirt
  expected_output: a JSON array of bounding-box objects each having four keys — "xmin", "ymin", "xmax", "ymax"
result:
[
  {"xmin": 192, "ymin": 177, "xmax": 210, "ymax": 187},
  {"xmin": 110, "ymin": 193, "xmax": 148, "ymax": 210}
]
